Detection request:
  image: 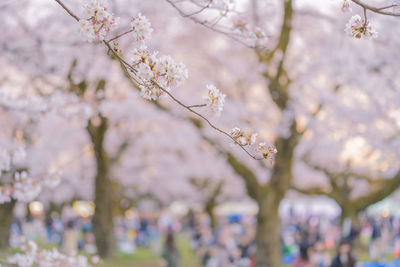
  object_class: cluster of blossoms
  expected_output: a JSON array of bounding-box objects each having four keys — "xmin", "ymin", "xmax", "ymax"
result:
[
  {"xmin": 49, "ymin": 92, "xmax": 93, "ymax": 122},
  {"xmin": 11, "ymin": 171, "xmax": 42, "ymax": 203},
  {"xmin": 132, "ymin": 48, "xmax": 188, "ymax": 100},
  {"xmin": 255, "ymin": 142, "xmax": 278, "ymax": 164},
  {"xmin": 78, "ymin": 0, "xmax": 119, "ymax": 42},
  {"xmin": 0, "ymin": 91, "xmax": 48, "ymax": 115},
  {"xmin": 229, "ymin": 128, "xmax": 278, "ymax": 162},
  {"xmin": 130, "ymin": 13, "xmax": 153, "ymax": 42},
  {"xmin": 345, "ymin": 15, "xmax": 378, "ymax": 40},
  {"xmin": 203, "ymin": 84, "xmax": 226, "ymax": 116},
  {"xmin": 0, "ymin": 170, "xmax": 62, "ymax": 204},
  {"xmin": 0, "ymin": 148, "xmax": 62, "ymax": 204},
  {"xmin": 0, "ymin": 147, "xmax": 26, "ymax": 173},
  {"xmin": 8, "ymin": 239, "xmax": 99, "ymax": 267},
  {"xmin": 232, "ymin": 17, "xmax": 268, "ymax": 47},
  {"xmin": 229, "ymin": 127, "xmax": 258, "ymax": 147},
  {"xmin": 0, "ymin": 89, "xmax": 93, "ymax": 124}
]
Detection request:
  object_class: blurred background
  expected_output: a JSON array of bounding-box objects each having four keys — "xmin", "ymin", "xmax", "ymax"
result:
[{"xmin": 0, "ymin": 0, "xmax": 400, "ymax": 266}]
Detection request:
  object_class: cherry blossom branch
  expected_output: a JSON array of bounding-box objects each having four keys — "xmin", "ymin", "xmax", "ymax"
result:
[
  {"xmin": 149, "ymin": 80, "xmax": 262, "ymax": 160},
  {"xmin": 53, "ymin": 0, "xmax": 265, "ymax": 161},
  {"xmin": 350, "ymin": 0, "xmax": 400, "ymax": 16}
]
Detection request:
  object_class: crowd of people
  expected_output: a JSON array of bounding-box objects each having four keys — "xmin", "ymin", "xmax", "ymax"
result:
[
  {"xmin": 187, "ymin": 212, "xmax": 400, "ymax": 267},
  {"xmin": 7, "ymin": 203, "xmax": 400, "ymax": 267}
]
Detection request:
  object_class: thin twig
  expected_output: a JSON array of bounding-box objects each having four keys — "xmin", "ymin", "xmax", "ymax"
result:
[
  {"xmin": 351, "ymin": 0, "xmax": 400, "ymax": 16},
  {"xmin": 183, "ymin": 1, "xmax": 211, "ymax": 17},
  {"xmin": 165, "ymin": 0, "xmax": 257, "ymax": 49},
  {"xmin": 363, "ymin": 7, "xmax": 368, "ymax": 28},
  {"xmin": 107, "ymin": 28, "xmax": 135, "ymax": 42},
  {"xmin": 54, "ymin": 0, "xmax": 79, "ymax": 21},
  {"xmin": 187, "ymin": 104, "xmax": 206, "ymax": 108},
  {"xmin": 377, "ymin": 4, "xmax": 397, "ymax": 11}
]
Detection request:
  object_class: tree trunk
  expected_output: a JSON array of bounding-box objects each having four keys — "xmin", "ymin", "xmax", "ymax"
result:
[
  {"xmin": 87, "ymin": 116, "xmax": 114, "ymax": 258},
  {"xmin": 205, "ymin": 202, "xmax": 216, "ymax": 229},
  {"xmin": 340, "ymin": 205, "xmax": 360, "ymax": 240},
  {"xmin": 0, "ymin": 200, "xmax": 15, "ymax": 249},
  {"xmin": 255, "ymin": 196, "xmax": 281, "ymax": 267}
]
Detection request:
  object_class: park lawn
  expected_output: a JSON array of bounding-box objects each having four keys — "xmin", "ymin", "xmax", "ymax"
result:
[
  {"xmin": 100, "ymin": 237, "xmax": 201, "ymax": 267},
  {"xmin": 100, "ymin": 249, "xmax": 163, "ymax": 267}
]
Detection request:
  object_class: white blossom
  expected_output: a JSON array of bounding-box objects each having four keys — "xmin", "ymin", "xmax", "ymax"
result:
[
  {"xmin": 229, "ymin": 127, "xmax": 257, "ymax": 147},
  {"xmin": 131, "ymin": 13, "xmax": 153, "ymax": 42},
  {"xmin": 345, "ymin": 15, "xmax": 378, "ymax": 40},
  {"xmin": 78, "ymin": 0, "xmax": 119, "ymax": 42},
  {"xmin": 203, "ymin": 84, "xmax": 226, "ymax": 116},
  {"xmin": 13, "ymin": 171, "xmax": 42, "ymax": 203},
  {"xmin": 8, "ymin": 239, "xmax": 97, "ymax": 267},
  {"xmin": 255, "ymin": 142, "xmax": 278, "ymax": 164},
  {"xmin": 132, "ymin": 48, "xmax": 188, "ymax": 100}
]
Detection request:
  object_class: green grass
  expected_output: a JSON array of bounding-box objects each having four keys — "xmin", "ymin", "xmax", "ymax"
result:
[
  {"xmin": 100, "ymin": 248, "xmax": 163, "ymax": 267},
  {"xmin": 177, "ymin": 237, "xmax": 201, "ymax": 267},
  {"xmin": 100, "ymin": 237, "xmax": 200, "ymax": 267}
]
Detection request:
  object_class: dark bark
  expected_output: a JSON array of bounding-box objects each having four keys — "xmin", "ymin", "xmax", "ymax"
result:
[
  {"xmin": 255, "ymin": 195, "xmax": 281, "ymax": 267},
  {"xmin": 0, "ymin": 200, "xmax": 15, "ymax": 249},
  {"xmin": 205, "ymin": 202, "xmax": 217, "ymax": 229},
  {"xmin": 87, "ymin": 115, "xmax": 114, "ymax": 258}
]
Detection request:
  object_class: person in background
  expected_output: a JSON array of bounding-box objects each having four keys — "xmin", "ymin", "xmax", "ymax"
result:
[
  {"xmin": 162, "ymin": 229, "xmax": 180, "ymax": 267},
  {"xmin": 369, "ymin": 220, "xmax": 382, "ymax": 261},
  {"xmin": 292, "ymin": 242, "xmax": 315, "ymax": 267},
  {"xmin": 330, "ymin": 240, "xmax": 356, "ymax": 267},
  {"xmin": 62, "ymin": 220, "xmax": 78, "ymax": 254},
  {"xmin": 312, "ymin": 240, "xmax": 330, "ymax": 267}
]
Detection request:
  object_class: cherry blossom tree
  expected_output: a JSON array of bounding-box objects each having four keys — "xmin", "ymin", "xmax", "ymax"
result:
[{"xmin": 163, "ymin": 0, "xmax": 400, "ymax": 266}]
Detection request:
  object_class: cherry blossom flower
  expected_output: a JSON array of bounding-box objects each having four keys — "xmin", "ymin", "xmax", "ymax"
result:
[
  {"xmin": 12, "ymin": 171, "xmax": 42, "ymax": 203},
  {"xmin": 203, "ymin": 84, "xmax": 226, "ymax": 116},
  {"xmin": 132, "ymin": 48, "xmax": 188, "ymax": 100},
  {"xmin": 345, "ymin": 15, "xmax": 378, "ymax": 40},
  {"xmin": 78, "ymin": 0, "xmax": 119, "ymax": 42},
  {"xmin": 131, "ymin": 13, "xmax": 153, "ymax": 42},
  {"xmin": 229, "ymin": 127, "xmax": 257, "ymax": 147},
  {"xmin": 0, "ymin": 147, "xmax": 65, "ymax": 204},
  {"xmin": 232, "ymin": 18, "xmax": 268, "ymax": 47},
  {"xmin": 8, "ymin": 239, "xmax": 97, "ymax": 267},
  {"xmin": 255, "ymin": 142, "xmax": 278, "ymax": 164}
]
